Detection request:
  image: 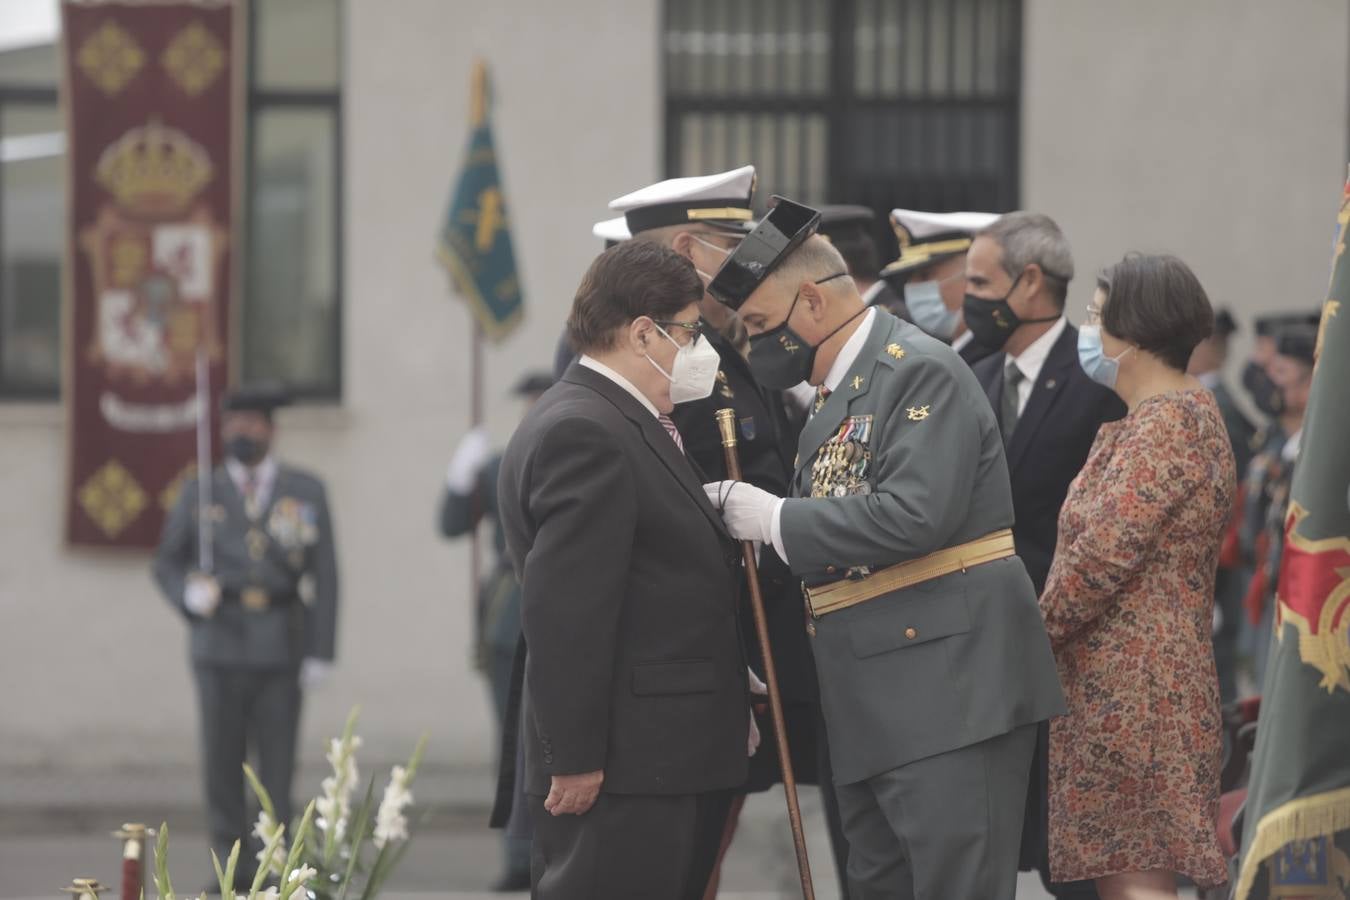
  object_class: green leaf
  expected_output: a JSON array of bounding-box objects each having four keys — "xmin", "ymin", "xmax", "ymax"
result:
[
  {"xmin": 153, "ymin": 822, "xmax": 175, "ymax": 900},
  {"xmin": 222, "ymin": 840, "xmax": 240, "ymax": 898},
  {"xmin": 357, "ymin": 844, "xmax": 392, "ymax": 900},
  {"xmin": 279, "ymin": 799, "xmax": 317, "ymax": 900},
  {"xmin": 243, "ymin": 762, "xmax": 277, "ymax": 823},
  {"xmin": 211, "ymin": 849, "xmax": 226, "ymax": 897},
  {"xmin": 404, "ymin": 733, "xmax": 429, "ymax": 782},
  {"xmin": 336, "ymin": 776, "xmax": 377, "ymax": 900},
  {"xmin": 249, "ymin": 822, "xmax": 286, "ymax": 898}
]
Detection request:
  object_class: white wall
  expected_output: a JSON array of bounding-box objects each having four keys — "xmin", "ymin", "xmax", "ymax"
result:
[
  {"xmin": 1022, "ymin": 0, "xmax": 1349, "ymax": 371},
  {"xmin": 0, "ymin": 0, "xmax": 662, "ymax": 773}
]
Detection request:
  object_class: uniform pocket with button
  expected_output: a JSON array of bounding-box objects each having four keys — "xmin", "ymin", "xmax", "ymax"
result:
[{"xmin": 847, "ymin": 589, "xmax": 971, "ymax": 658}]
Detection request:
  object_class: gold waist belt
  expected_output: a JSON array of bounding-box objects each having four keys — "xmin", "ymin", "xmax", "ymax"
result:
[{"xmin": 805, "ymin": 529, "xmax": 1015, "ymax": 618}]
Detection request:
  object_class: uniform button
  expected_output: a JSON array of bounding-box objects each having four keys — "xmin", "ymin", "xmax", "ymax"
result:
[
  {"xmin": 825, "ymin": 565, "xmax": 837, "ymax": 575},
  {"xmin": 806, "ymin": 621, "xmax": 816, "ymax": 637},
  {"xmin": 904, "ymin": 627, "xmax": 918, "ymax": 640},
  {"xmin": 543, "ymin": 753, "xmax": 553, "ymax": 764}
]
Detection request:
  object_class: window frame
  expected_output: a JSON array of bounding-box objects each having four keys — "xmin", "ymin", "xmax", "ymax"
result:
[
  {"xmin": 661, "ymin": 0, "xmax": 1023, "ymax": 249},
  {"xmin": 0, "ymin": 84, "xmax": 61, "ymax": 400},
  {"xmin": 242, "ymin": 0, "xmax": 345, "ymax": 402}
]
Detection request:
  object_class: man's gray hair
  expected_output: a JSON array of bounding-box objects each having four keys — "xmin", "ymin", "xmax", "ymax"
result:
[
  {"xmin": 768, "ymin": 235, "xmax": 848, "ymax": 291},
  {"xmin": 977, "ymin": 212, "xmax": 1074, "ymax": 308}
]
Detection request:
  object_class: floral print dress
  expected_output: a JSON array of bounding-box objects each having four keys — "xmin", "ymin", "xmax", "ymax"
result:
[{"xmin": 1039, "ymin": 389, "xmax": 1235, "ymax": 886}]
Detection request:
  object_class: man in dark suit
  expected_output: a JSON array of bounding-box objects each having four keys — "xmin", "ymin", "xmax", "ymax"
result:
[
  {"xmin": 496, "ymin": 240, "xmax": 752, "ymax": 899},
  {"xmin": 966, "ymin": 212, "xmax": 1122, "ymax": 899}
]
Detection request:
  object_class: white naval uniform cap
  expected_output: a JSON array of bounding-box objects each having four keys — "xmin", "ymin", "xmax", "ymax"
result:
[
  {"xmin": 881, "ymin": 208, "xmax": 1001, "ymax": 278},
  {"xmin": 590, "ymin": 164, "xmax": 757, "ymax": 242}
]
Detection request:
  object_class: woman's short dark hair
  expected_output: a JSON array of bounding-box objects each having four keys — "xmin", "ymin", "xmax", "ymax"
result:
[
  {"xmin": 1098, "ymin": 253, "xmax": 1213, "ymax": 372},
  {"xmin": 567, "ymin": 241, "xmax": 703, "ymax": 354}
]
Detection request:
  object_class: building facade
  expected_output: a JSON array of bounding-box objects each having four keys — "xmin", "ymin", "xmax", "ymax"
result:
[{"xmin": 0, "ymin": 0, "xmax": 1345, "ymax": 773}]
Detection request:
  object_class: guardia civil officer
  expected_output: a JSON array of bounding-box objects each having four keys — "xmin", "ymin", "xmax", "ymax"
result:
[
  {"xmin": 703, "ymin": 199, "xmax": 1065, "ymax": 900},
  {"xmin": 153, "ymin": 385, "xmax": 337, "ymax": 891}
]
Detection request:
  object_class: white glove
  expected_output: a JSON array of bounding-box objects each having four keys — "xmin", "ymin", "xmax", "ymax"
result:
[
  {"xmin": 747, "ymin": 667, "xmax": 768, "ymax": 696},
  {"xmin": 184, "ymin": 573, "xmax": 220, "ymax": 618},
  {"xmin": 703, "ymin": 480, "xmax": 779, "ymax": 544},
  {"xmin": 446, "ymin": 427, "xmax": 492, "ymax": 494},
  {"xmin": 300, "ymin": 658, "xmax": 334, "ymax": 690},
  {"xmin": 747, "ymin": 668, "xmax": 768, "ymax": 756}
]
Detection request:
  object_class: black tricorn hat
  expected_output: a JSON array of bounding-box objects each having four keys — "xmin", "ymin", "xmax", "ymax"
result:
[
  {"xmin": 221, "ymin": 383, "xmax": 291, "ymax": 418},
  {"xmin": 707, "ymin": 195, "xmax": 822, "ymax": 311}
]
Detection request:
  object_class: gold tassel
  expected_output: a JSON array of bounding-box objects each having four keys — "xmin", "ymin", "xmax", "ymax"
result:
[{"xmin": 1234, "ymin": 785, "xmax": 1350, "ymax": 899}]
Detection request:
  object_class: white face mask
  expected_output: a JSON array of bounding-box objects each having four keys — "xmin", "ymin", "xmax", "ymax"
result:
[
  {"xmin": 646, "ymin": 324, "xmax": 720, "ymax": 404},
  {"xmin": 691, "ymin": 234, "xmax": 734, "ymax": 285}
]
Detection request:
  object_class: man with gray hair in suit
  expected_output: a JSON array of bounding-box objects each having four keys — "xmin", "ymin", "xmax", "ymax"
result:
[
  {"xmin": 154, "ymin": 385, "xmax": 338, "ymax": 892},
  {"xmin": 703, "ymin": 198, "xmax": 1065, "ymax": 900}
]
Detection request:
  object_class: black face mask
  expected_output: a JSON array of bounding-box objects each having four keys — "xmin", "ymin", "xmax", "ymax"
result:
[
  {"xmin": 226, "ymin": 435, "xmax": 268, "ymax": 466},
  {"xmin": 962, "ymin": 271, "xmax": 1060, "ymax": 350},
  {"xmin": 1242, "ymin": 361, "xmax": 1284, "ymax": 417},
  {"xmin": 747, "ymin": 272, "xmax": 858, "ymax": 390}
]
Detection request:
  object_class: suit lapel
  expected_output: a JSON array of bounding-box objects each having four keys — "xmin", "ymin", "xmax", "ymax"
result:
[
  {"xmin": 564, "ymin": 365, "xmax": 731, "ymax": 540},
  {"xmin": 1006, "ymin": 325, "xmax": 1077, "ymax": 474},
  {"xmin": 793, "ymin": 312, "xmax": 896, "ymax": 481}
]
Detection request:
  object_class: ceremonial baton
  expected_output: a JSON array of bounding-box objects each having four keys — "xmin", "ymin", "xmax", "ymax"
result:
[
  {"xmin": 715, "ymin": 408, "xmax": 815, "ymax": 900},
  {"xmin": 194, "ymin": 348, "xmax": 213, "ymax": 573}
]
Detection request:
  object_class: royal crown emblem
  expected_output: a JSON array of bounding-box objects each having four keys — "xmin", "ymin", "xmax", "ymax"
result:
[{"xmin": 95, "ymin": 118, "xmax": 214, "ymax": 218}]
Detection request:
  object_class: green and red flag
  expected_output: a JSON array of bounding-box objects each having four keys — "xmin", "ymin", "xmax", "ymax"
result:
[
  {"xmin": 1236, "ymin": 172, "xmax": 1350, "ymax": 898},
  {"xmin": 436, "ymin": 60, "xmax": 523, "ymax": 341}
]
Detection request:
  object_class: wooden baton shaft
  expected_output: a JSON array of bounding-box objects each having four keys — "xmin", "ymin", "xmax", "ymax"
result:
[{"xmin": 715, "ymin": 409, "xmax": 815, "ymax": 900}]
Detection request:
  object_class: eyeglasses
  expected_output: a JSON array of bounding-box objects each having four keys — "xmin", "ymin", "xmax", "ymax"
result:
[{"xmin": 654, "ymin": 319, "xmax": 705, "ymax": 344}]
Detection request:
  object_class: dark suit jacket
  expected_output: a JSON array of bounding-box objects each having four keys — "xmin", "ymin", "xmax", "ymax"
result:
[
  {"xmin": 1211, "ymin": 380, "xmax": 1256, "ymax": 479},
  {"xmin": 971, "ymin": 323, "xmax": 1126, "ymax": 595},
  {"xmin": 958, "ymin": 334, "xmax": 999, "ymax": 367},
  {"xmin": 496, "ymin": 363, "xmax": 749, "ymax": 798}
]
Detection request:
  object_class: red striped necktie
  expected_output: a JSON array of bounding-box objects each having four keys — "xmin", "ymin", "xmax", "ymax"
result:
[{"xmin": 658, "ymin": 414, "xmax": 685, "ymax": 454}]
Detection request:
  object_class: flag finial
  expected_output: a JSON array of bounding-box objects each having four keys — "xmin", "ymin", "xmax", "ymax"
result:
[{"xmin": 469, "ymin": 59, "xmax": 487, "ymax": 128}]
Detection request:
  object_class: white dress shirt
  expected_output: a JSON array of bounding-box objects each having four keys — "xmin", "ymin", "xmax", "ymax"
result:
[
  {"xmin": 579, "ymin": 355, "xmax": 659, "ymax": 419},
  {"xmin": 1005, "ymin": 316, "xmax": 1067, "ymax": 416},
  {"xmin": 769, "ymin": 308, "xmax": 877, "ymax": 563},
  {"xmin": 952, "ymin": 330, "xmax": 975, "ymax": 354},
  {"xmin": 226, "ymin": 455, "xmax": 278, "ymax": 517}
]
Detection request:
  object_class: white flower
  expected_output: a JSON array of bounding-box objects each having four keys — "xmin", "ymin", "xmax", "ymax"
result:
[
  {"xmin": 316, "ymin": 734, "xmax": 362, "ymax": 849},
  {"xmin": 372, "ymin": 765, "xmax": 414, "ymax": 849},
  {"xmin": 251, "ymin": 809, "xmax": 287, "ymax": 876},
  {"xmin": 287, "ymin": 864, "xmax": 318, "ymax": 886}
]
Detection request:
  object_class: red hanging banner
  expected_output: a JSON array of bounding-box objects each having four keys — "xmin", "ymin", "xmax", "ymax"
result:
[{"xmin": 61, "ymin": 0, "xmax": 243, "ymax": 548}]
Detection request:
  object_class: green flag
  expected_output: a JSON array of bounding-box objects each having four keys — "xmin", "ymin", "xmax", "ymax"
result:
[
  {"xmin": 436, "ymin": 61, "xmax": 523, "ymax": 341},
  {"xmin": 1236, "ymin": 172, "xmax": 1350, "ymax": 898}
]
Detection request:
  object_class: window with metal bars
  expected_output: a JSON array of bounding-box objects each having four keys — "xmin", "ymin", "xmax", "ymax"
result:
[{"xmin": 664, "ymin": 0, "xmax": 1022, "ymax": 259}]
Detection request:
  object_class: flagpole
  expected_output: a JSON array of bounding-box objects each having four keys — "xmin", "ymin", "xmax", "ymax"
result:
[{"xmin": 469, "ymin": 321, "xmax": 483, "ymax": 631}]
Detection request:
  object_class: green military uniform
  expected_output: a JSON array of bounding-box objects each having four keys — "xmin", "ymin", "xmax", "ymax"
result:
[
  {"xmin": 779, "ymin": 309, "xmax": 1065, "ymax": 899},
  {"xmin": 154, "ymin": 460, "xmax": 337, "ymax": 875}
]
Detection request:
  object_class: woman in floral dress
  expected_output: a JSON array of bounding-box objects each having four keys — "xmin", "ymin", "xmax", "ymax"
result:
[{"xmin": 1040, "ymin": 253, "xmax": 1235, "ymax": 899}]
